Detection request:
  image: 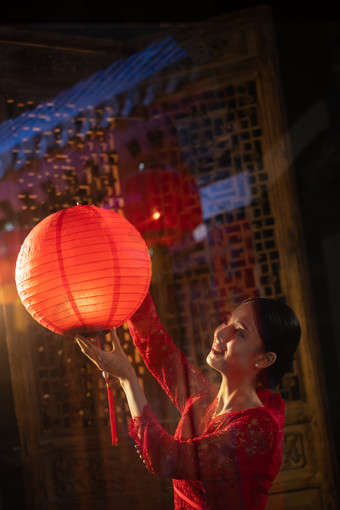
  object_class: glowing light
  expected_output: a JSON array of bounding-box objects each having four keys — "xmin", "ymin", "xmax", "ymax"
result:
[
  {"xmin": 152, "ymin": 211, "xmax": 161, "ymax": 220},
  {"xmin": 199, "ymin": 171, "xmax": 251, "ymax": 219},
  {"xmin": 15, "ymin": 205, "xmax": 152, "ymax": 336},
  {"xmin": 4, "ymin": 222, "xmax": 15, "ymax": 232}
]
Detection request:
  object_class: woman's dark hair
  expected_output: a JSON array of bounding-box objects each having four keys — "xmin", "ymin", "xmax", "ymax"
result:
[{"xmin": 243, "ymin": 296, "xmax": 301, "ymax": 388}]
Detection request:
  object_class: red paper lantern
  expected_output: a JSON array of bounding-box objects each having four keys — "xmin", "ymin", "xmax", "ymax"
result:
[
  {"xmin": 15, "ymin": 205, "xmax": 152, "ymax": 337},
  {"xmin": 121, "ymin": 167, "xmax": 202, "ymax": 247}
]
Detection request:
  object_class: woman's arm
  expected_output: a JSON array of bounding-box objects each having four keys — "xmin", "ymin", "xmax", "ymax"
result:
[
  {"xmin": 76, "ymin": 334, "xmax": 281, "ymax": 482},
  {"xmin": 128, "ymin": 405, "xmax": 281, "ymax": 481},
  {"xmin": 127, "ymin": 293, "xmax": 213, "ymax": 412}
]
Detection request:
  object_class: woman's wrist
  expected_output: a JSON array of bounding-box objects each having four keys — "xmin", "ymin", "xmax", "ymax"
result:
[
  {"xmin": 119, "ymin": 372, "xmax": 148, "ymax": 418},
  {"xmin": 119, "ymin": 368, "xmax": 139, "ymax": 387},
  {"xmin": 105, "ymin": 362, "xmax": 136, "ymax": 384}
]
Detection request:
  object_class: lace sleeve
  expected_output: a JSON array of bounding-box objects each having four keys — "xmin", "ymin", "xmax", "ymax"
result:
[
  {"xmin": 127, "ymin": 293, "xmax": 212, "ymax": 412},
  {"xmin": 129, "ymin": 404, "xmax": 282, "ymax": 481}
]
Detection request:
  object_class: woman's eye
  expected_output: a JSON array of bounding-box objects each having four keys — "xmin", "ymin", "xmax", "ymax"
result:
[{"xmin": 235, "ymin": 328, "xmax": 245, "ymax": 337}]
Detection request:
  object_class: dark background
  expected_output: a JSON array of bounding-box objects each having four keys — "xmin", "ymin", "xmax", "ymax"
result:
[{"xmin": 1, "ymin": 2, "xmax": 340, "ymax": 507}]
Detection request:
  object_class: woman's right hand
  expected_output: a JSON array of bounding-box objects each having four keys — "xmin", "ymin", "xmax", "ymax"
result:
[{"xmin": 75, "ymin": 328, "xmax": 135, "ymax": 382}]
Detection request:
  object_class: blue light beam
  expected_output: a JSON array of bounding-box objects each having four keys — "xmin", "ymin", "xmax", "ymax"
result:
[{"xmin": 0, "ymin": 35, "xmax": 187, "ymax": 177}]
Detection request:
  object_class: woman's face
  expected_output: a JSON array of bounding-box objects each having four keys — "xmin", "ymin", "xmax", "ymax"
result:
[{"xmin": 206, "ymin": 301, "xmax": 264, "ymax": 379}]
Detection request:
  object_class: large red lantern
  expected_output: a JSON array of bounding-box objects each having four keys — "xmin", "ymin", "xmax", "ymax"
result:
[
  {"xmin": 15, "ymin": 204, "xmax": 151, "ymax": 447},
  {"xmin": 15, "ymin": 205, "xmax": 152, "ymax": 337},
  {"xmin": 121, "ymin": 167, "xmax": 202, "ymax": 247}
]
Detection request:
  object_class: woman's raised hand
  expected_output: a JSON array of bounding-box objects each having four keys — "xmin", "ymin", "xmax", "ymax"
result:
[{"xmin": 75, "ymin": 328, "xmax": 135, "ymax": 382}]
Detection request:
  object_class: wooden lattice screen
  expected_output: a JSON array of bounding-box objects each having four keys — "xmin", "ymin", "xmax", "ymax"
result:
[{"xmin": 0, "ymin": 7, "xmax": 337, "ymax": 510}]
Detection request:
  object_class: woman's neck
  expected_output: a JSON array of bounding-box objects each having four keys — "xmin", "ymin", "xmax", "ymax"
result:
[{"xmin": 214, "ymin": 375, "xmax": 263, "ymax": 415}]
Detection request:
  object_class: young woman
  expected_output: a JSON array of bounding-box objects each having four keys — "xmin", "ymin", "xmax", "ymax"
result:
[{"xmin": 76, "ymin": 292, "xmax": 301, "ymax": 510}]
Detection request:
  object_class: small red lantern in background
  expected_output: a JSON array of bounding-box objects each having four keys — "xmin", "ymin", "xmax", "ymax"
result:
[
  {"xmin": 121, "ymin": 167, "xmax": 203, "ymax": 247},
  {"xmin": 15, "ymin": 205, "xmax": 152, "ymax": 446},
  {"xmin": 15, "ymin": 204, "xmax": 151, "ymax": 337}
]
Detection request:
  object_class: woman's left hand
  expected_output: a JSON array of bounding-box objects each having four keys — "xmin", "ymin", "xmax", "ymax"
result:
[{"xmin": 75, "ymin": 329, "xmax": 135, "ymax": 382}]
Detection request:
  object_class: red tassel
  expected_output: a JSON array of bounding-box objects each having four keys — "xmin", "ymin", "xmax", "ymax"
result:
[
  {"xmin": 104, "ymin": 373, "xmax": 119, "ymax": 446},
  {"xmin": 95, "ymin": 335, "xmax": 118, "ymax": 446}
]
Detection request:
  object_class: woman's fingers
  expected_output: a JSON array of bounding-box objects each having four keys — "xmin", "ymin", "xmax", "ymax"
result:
[
  {"xmin": 75, "ymin": 330, "xmax": 134, "ymax": 381},
  {"xmin": 75, "ymin": 335, "xmax": 96, "ymax": 353},
  {"xmin": 75, "ymin": 335, "xmax": 103, "ymax": 366},
  {"xmin": 110, "ymin": 328, "xmax": 122, "ymax": 351}
]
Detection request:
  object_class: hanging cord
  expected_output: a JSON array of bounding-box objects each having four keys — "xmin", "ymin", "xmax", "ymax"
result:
[{"xmin": 96, "ymin": 334, "xmax": 118, "ymax": 446}]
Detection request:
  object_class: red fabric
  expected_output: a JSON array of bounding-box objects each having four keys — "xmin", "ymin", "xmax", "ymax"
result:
[{"xmin": 127, "ymin": 294, "xmax": 285, "ymax": 510}]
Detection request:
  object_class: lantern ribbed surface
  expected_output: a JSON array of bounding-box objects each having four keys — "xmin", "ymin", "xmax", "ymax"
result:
[{"xmin": 15, "ymin": 205, "xmax": 152, "ymax": 337}]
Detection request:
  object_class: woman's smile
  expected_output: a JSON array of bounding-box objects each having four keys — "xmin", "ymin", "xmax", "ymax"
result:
[{"xmin": 210, "ymin": 338, "xmax": 226, "ymax": 356}]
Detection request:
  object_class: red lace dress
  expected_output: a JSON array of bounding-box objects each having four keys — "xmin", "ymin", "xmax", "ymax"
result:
[{"xmin": 127, "ymin": 294, "xmax": 285, "ymax": 510}]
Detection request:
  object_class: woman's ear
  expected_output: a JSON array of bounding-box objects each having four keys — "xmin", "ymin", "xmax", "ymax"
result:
[{"xmin": 257, "ymin": 352, "xmax": 277, "ymax": 368}]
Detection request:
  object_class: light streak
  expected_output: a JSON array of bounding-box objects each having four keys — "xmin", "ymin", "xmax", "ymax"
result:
[{"xmin": 0, "ymin": 36, "xmax": 187, "ymax": 177}]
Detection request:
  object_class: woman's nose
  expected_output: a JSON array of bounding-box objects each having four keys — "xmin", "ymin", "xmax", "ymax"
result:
[{"xmin": 218, "ymin": 324, "xmax": 232, "ymax": 342}]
